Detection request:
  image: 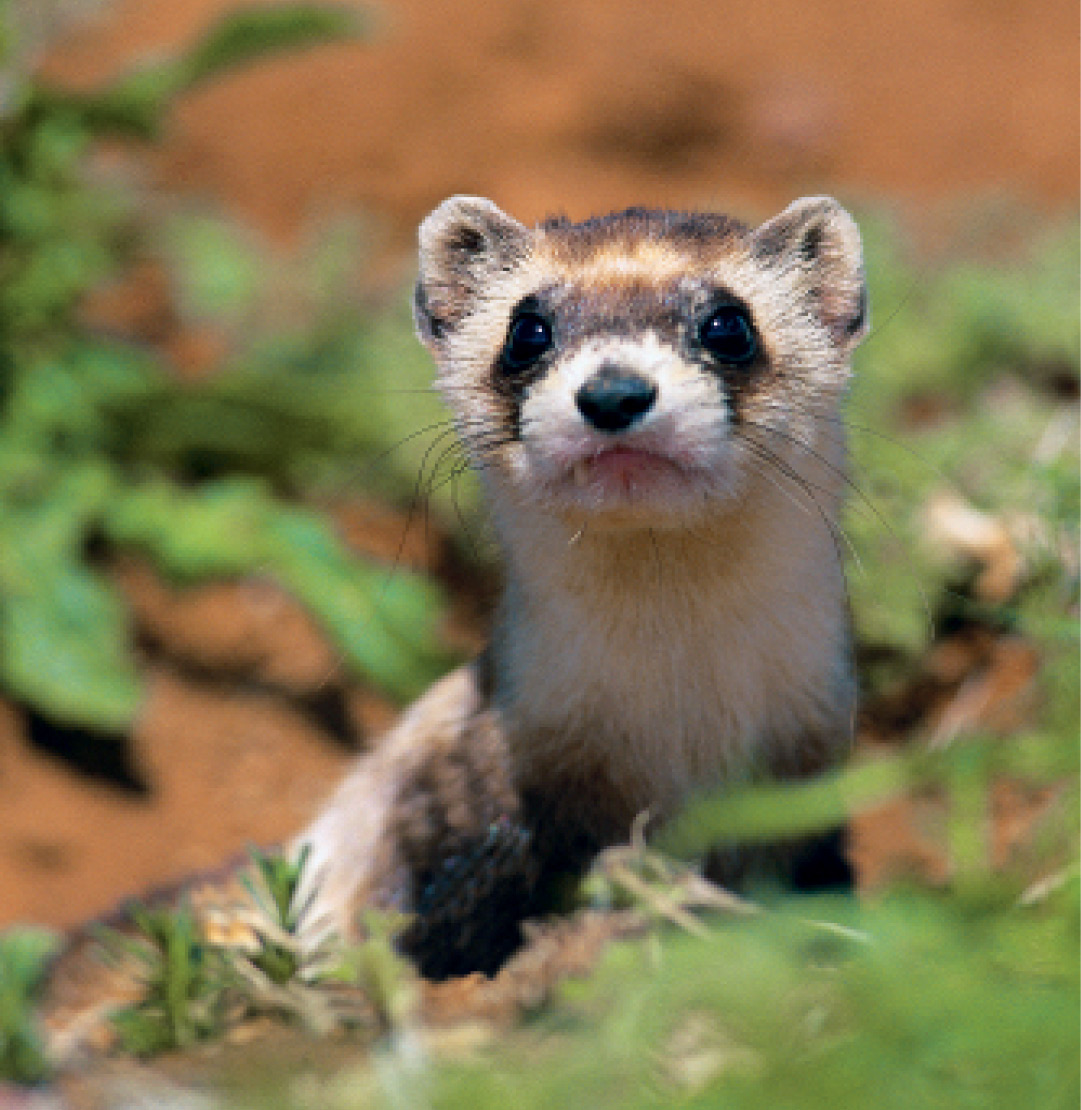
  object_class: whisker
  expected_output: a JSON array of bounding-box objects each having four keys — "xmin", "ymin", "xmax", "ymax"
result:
[
  {"xmin": 449, "ymin": 464, "xmax": 488, "ymax": 564},
  {"xmin": 740, "ymin": 420, "xmax": 933, "ymax": 635},
  {"xmin": 779, "ymin": 396, "xmax": 954, "ymax": 486},
  {"xmin": 735, "ymin": 435, "xmax": 855, "ymax": 578},
  {"xmin": 858, "ymin": 275, "xmax": 924, "ymax": 353},
  {"xmin": 361, "ymin": 416, "xmax": 457, "ymax": 471},
  {"xmin": 375, "ymin": 425, "xmax": 462, "ymax": 591},
  {"xmin": 740, "ymin": 417, "xmax": 898, "ymax": 538}
]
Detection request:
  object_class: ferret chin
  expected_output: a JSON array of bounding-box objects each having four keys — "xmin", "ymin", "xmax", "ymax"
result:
[{"xmin": 295, "ymin": 194, "xmax": 869, "ymax": 979}]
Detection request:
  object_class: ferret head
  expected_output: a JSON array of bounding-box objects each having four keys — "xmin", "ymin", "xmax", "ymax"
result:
[{"xmin": 413, "ymin": 196, "xmax": 867, "ymax": 531}]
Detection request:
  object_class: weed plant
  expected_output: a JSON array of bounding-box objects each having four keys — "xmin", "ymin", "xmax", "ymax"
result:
[
  {"xmin": 0, "ymin": 0, "xmax": 450, "ymax": 739},
  {"xmin": 0, "ymin": 928, "xmax": 59, "ymax": 1083}
]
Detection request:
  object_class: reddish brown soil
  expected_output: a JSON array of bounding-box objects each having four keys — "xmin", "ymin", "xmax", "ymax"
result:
[
  {"xmin": 2, "ymin": 0, "xmax": 1076, "ymax": 932},
  {"xmin": 40, "ymin": 0, "xmax": 1079, "ymax": 239}
]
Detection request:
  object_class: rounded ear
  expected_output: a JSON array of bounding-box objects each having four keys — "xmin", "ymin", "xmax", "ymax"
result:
[
  {"xmin": 413, "ymin": 196, "xmax": 532, "ymax": 346},
  {"xmin": 751, "ymin": 196, "xmax": 868, "ymax": 348}
]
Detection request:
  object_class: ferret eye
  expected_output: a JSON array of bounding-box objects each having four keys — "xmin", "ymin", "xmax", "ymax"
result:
[
  {"xmin": 699, "ymin": 306, "xmax": 757, "ymax": 365},
  {"xmin": 502, "ymin": 313, "xmax": 553, "ymax": 372}
]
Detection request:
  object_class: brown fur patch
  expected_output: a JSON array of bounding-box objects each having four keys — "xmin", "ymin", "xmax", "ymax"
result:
[{"xmin": 539, "ymin": 207, "xmax": 749, "ymax": 261}]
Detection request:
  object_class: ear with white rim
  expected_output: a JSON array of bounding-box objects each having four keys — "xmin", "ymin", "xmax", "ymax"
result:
[
  {"xmin": 752, "ymin": 196, "xmax": 868, "ymax": 349},
  {"xmin": 413, "ymin": 195, "xmax": 532, "ymax": 346}
]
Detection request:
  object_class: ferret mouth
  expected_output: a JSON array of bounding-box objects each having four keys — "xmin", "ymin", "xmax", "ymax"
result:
[
  {"xmin": 565, "ymin": 445, "xmax": 689, "ymax": 494},
  {"xmin": 538, "ymin": 440, "xmax": 738, "ymax": 526}
]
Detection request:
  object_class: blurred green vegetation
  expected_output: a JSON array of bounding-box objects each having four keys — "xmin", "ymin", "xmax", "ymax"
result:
[
  {"xmin": 98, "ymin": 846, "xmax": 382, "ymax": 1058},
  {"xmin": 104, "ymin": 899, "xmax": 235, "ymax": 1057},
  {"xmin": 347, "ymin": 891, "xmax": 1076, "ymax": 1110},
  {"xmin": 846, "ymin": 212, "xmax": 1080, "ymax": 657},
  {"xmin": 0, "ymin": 0, "xmax": 453, "ymax": 734},
  {"xmin": 0, "ymin": 927, "xmax": 60, "ymax": 1084}
]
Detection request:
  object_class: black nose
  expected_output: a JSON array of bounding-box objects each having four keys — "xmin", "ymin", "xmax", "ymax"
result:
[{"xmin": 575, "ymin": 368, "xmax": 658, "ymax": 433}]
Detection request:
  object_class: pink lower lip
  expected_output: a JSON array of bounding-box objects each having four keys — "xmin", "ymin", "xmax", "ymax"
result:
[{"xmin": 573, "ymin": 446, "xmax": 683, "ymax": 487}]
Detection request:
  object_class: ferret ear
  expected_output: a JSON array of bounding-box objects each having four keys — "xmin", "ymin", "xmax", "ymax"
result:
[
  {"xmin": 414, "ymin": 196, "xmax": 532, "ymax": 346},
  {"xmin": 751, "ymin": 196, "xmax": 868, "ymax": 348}
]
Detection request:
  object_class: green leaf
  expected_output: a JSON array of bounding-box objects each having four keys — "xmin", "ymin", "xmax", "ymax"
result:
[
  {"xmin": 266, "ymin": 505, "xmax": 451, "ymax": 699},
  {"xmin": 104, "ymin": 478, "xmax": 274, "ymax": 579},
  {"xmin": 166, "ymin": 214, "xmax": 267, "ymax": 323},
  {"xmin": 103, "ymin": 478, "xmax": 450, "ymax": 701},
  {"xmin": 0, "ymin": 927, "xmax": 61, "ymax": 1084},
  {"xmin": 0, "ymin": 567, "xmax": 142, "ymax": 730},
  {"xmin": 103, "ymin": 901, "xmax": 230, "ymax": 1056},
  {"xmin": 175, "ymin": 3, "xmax": 365, "ymax": 90},
  {"xmin": 0, "ymin": 462, "xmax": 143, "ymax": 730},
  {"xmin": 0, "ymin": 928, "xmax": 61, "ymax": 999},
  {"xmin": 657, "ymin": 757, "xmax": 912, "ymax": 859},
  {"xmin": 41, "ymin": 4, "xmax": 364, "ymax": 140}
]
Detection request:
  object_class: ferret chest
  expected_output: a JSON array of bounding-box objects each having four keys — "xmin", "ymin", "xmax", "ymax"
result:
[{"xmin": 494, "ymin": 507, "xmax": 851, "ymax": 822}]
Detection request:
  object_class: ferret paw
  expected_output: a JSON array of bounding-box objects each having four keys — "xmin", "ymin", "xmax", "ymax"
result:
[{"xmin": 398, "ymin": 813, "xmax": 538, "ymax": 979}]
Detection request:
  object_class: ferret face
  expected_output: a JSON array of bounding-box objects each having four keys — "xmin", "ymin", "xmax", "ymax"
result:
[{"xmin": 414, "ymin": 198, "xmax": 868, "ymax": 531}]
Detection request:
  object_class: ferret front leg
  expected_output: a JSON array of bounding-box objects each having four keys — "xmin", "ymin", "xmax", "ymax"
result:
[{"xmin": 295, "ymin": 664, "xmax": 548, "ymax": 979}]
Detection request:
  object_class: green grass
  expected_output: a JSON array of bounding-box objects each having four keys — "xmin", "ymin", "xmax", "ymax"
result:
[
  {"xmin": 0, "ymin": 928, "xmax": 60, "ymax": 1084},
  {"xmin": 0, "ymin": 1, "xmax": 455, "ymax": 733},
  {"xmin": 846, "ymin": 212, "xmax": 1079, "ymax": 657},
  {"xmin": 368, "ymin": 893, "xmax": 1076, "ymax": 1110}
]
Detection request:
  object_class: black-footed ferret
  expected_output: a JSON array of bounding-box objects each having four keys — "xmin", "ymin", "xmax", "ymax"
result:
[{"xmin": 297, "ymin": 195, "xmax": 868, "ymax": 979}]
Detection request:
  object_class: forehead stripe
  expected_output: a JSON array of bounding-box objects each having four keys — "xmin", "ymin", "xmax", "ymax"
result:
[{"xmin": 542, "ymin": 240, "xmax": 702, "ymax": 284}]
